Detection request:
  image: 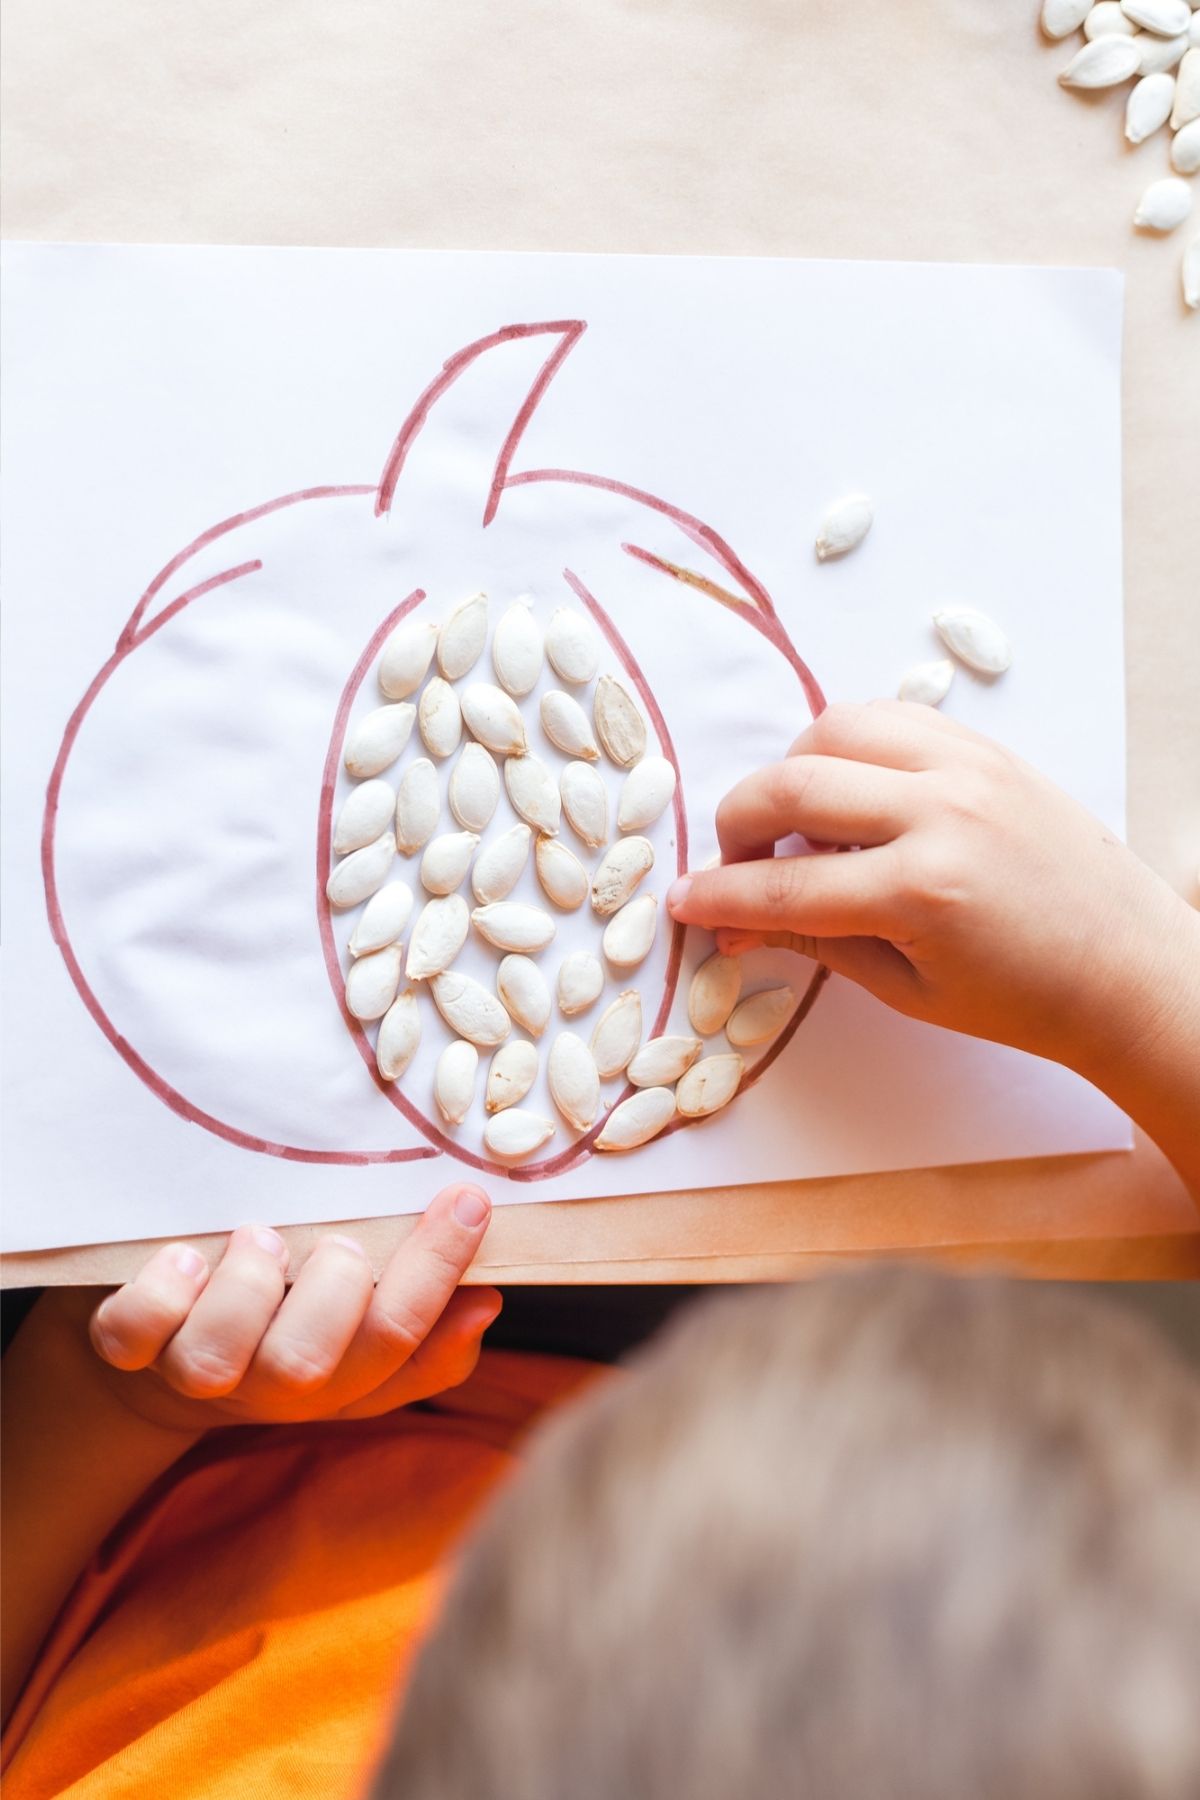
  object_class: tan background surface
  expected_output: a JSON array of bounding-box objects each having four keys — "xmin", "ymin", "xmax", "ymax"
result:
[{"xmin": 3, "ymin": 0, "xmax": 1198, "ymax": 1286}]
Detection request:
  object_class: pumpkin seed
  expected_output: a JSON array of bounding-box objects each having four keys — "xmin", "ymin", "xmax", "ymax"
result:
[
  {"xmin": 602, "ymin": 895, "xmax": 658, "ymax": 969},
  {"xmin": 395, "ymin": 759, "xmax": 440, "ymax": 856},
  {"xmin": 485, "ymin": 1039, "xmax": 540, "ymax": 1112},
  {"xmin": 1042, "ymin": 0, "xmax": 1092, "ymax": 34},
  {"xmin": 591, "ymin": 837, "xmax": 654, "ymax": 915},
  {"xmin": 326, "ymin": 831, "xmax": 396, "ymax": 910},
  {"xmin": 471, "ymin": 823, "xmax": 533, "ymax": 904},
  {"xmin": 898, "ymin": 659, "xmax": 955, "ymax": 707},
  {"xmin": 1122, "ymin": 0, "xmax": 1190, "ymax": 33},
  {"xmin": 483, "ymin": 1108, "xmax": 556, "ymax": 1160},
  {"xmin": 1084, "ymin": 1, "xmax": 1137, "ymax": 35},
  {"xmin": 345, "ymin": 944, "xmax": 403, "ymax": 1022},
  {"xmin": 471, "ymin": 902, "xmax": 557, "ymax": 954},
  {"xmin": 406, "ymin": 894, "xmax": 470, "ymax": 979},
  {"xmin": 418, "ymin": 678, "xmax": 463, "ymax": 759},
  {"xmin": 540, "ymin": 690, "xmax": 600, "ymax": 760},
  {"xmin": 627, "ymin": 1035, "xmax": 703, "ymax": 1086},
  {"xmin": 448, "ymin": 742, "xmax": 500, "ymax": 832},
  {"xmin": 727, "ymin": 987, "xmax": 795, "ymax": 1047},
  {"xmin": 460, "ymin": 682, "xmax": 527, "ymax": 755},
  {"xmin": 675, "ymin": 1053, "xmax": 744, "ymax": 1118},
  {"xmin": 560, "ymin": 760, "xmax": 609, "ymax": 848},
  {"xmin": 333, "ymin": 778, "xmax": 396, "ymax": 855},
  {"xmin": 688, "ymin": 952, "xmax": 742, "ymax": 1036},
  {"xmin": 434, "ymin": 1039, "xmax": 478, "ymax": 1125},
  {"xmin": 590, "ymin": 989, "xmax": 643, "ymax": 1079},
  {"xmin": 1059, "ymin": 35, "xmax": 1142, "ymax": 82},
  {"xmin": 933, "ymin": 607, "xmax": 1012, "ymax": 674},
  {"xmin": 420, "ymin": 831, "xmax": 480, "ymax": 896},
  {"xmin": 593, "ymin": 675, "xmax": 647, "ymax": 768},
  {"xmin": 505, "ymin": 754, "xmax": 562, "ymax": 835},
  {"xmin": 1171, "ymin": 116, "xmax": 1200, "ymax": 168},
  {"xmin": 430, "ymin": 971, "xmax": 511, "ymax": 1047},
  {"xmin": 594, "ymin": 1087, "xmax": 676, "ymax": 1152},
  {"xmin": 348, "ymin": 880, "xmax": 414, "ymax": 957},
  {"xmin": 814, "ymin": 492, "xmax": 873, "ymax": 560},
  {"xmin": 545, "ymin": 607, "xmax": 599, "ymax": 684},
  {"xmin": 1134, "ymin": 173, "xmax": 1193, "ymax": 228},
  {"xmin": 556, "ymin": 950, "xmax": 606, "ymax": 1017},
  {"xmin": 1126, "ymin": 69, "xmax": 1177, "ymax": 138},
  {"xmin": 376, "ymin": 989, "xmax": 421, "ymax": 1081},
  {"xmin": 496, "ymin": 955, "xmax": 552, "ymax": 1037},
  {"xmin": 1136, "ymin": 28, "xmax": 1188, "ymax": 72},
  {"xmin": 378, "ymin": 617, "xmax": 438, "ymax": 699},
  {"xmin": 491, "ymin": 597, "xmax": 544, "ymax": 697},
  {"xmin": 344, "ymin": 703, "xmax": 417, "ymax": 778},
  {"xmin": 437, "ymin": 591, "xmax": 488, "ymax": 681},
  {"xmin": 548, "ymin": 1032, "xmax": 601, "ymax": 1131},
  {"xmin": 535, "ymin": 835, "xmax": 590, "ymax": 911},
  {"xmin": 617, "ymin": 756, "xmax": 677, "ymax": 832}
]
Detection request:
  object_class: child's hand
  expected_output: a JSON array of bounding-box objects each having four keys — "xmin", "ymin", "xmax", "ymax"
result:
[
  {"xmin": 667, "ymin": 700, "xmax": 1196, "ymax": 1079},
  {"xmin": 77, "ymin": 1182, "xmax": 501, "ymax": 1436}
]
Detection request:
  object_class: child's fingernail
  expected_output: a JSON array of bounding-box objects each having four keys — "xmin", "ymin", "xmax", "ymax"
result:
[
  {"xmin": 169, "ymin": 1245, "xmax": 206, "ymax": 1280},
  {"xmin": 454, "ymin": 1186, "xmax": 491, "ymax": 1228},
  {"xmin": 252, "ymin": 1226, "xmax": 288, "ymax": 1261},
  {"xmin": 329, "ymin": 1234, "xmax": 369, "ymax": 1259},
  {"xmin": 666, "ymin": 876, "xmax": 692, "ymax": 915}
]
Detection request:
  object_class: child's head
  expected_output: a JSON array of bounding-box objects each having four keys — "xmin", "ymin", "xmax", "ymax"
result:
[{"xmin": 375, "ymin": 1267, "xmax": 1200, "ymax": 1799}]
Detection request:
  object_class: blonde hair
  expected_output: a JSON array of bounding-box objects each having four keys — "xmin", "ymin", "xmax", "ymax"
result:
[{"xmin": 377, "ymin": 1268, "xmax": 1200, "ymax": 1799}]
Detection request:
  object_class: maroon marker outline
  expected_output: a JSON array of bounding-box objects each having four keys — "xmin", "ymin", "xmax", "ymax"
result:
[{"xmin": 45, "ymin": 319, "xmax": 828, "ymax": 1174}]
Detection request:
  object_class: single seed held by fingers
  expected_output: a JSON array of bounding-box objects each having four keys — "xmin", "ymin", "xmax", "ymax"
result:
[
  {"xmin": 932, "ymin": 607, "xmax": 1012, "ymax": 674},
  {"xmin": 557, "ymin": 950, "xmax": 606, "ymax": 1016},
  {"xmin": 548, "ymin": 1032, "xmax": 601, "ymax": 1131},
  {"xmin": 618, "ymin": 757, "xmax": 677, "ymax": 832},
  {"xmin": 345, "ymin": 944, "xmax": 403, "ymax": 1022},
  {"xmin": 349, "ymin": 879, "xmax": 414, "ymax": 956},
  {"xmin": 437, "ymin": 591, "xmax": 489, "ymax": 680},
  {"xmin": 688, "ymin": 952, "xmax": 742, "ymax": 1036},
  {"xmin": 898, "ymin": 659, "xmax": 955, "ymax": 707},
  {"xmin": 344, "ymin": 704, "xmax": 416, "ymax": 778},
  {"xmin": 378, "ymin": 617, "xmax": 438, "ymax": 699},
  {"xmin": 627, "ymin": 1035, "xmax": 703, "ymax": 1086},
  {"xmin": 449, "ymin": 742, "xmax": 500, "ymax": 832},
  {"xmin": 486, "ymin": 1039, "xmax": 540, "ymax": 1112},
  {"xmin": 406, "ymin": 894, "xmax": 470, "ymax": 979},
  {"xmin": 602, "ymin": 895, "xmax": 658, "ymax": 968},
  {"xmin": 726, "ymin": 987, "xmax": 795, "ymax": 1047},
  {"xmin": 435, "ymin": 1039, "xmax": 479, "ymax": 1125},
  {"xmin": 460, "ymin": 682, "xmax": 527, "ymax": 755},
  {"xmin": 326, "ymin": 831, "xmax": 396, "ymax": 910},
  {"xmin": 420, "ymin": 831, "xmax": 480, "ymax": 896},
  {"xmin": 814, "ymin": 493, "xmax": 873, "ymax": 560},
  {"xmin": 376, "ymin": 989, "xmax": 421, "ymax": 1081},
  {"xmin": 561, "ymin": 760, "xmax": 609, "ymax": 848},
  {"xmin": 333, "ymin": 778, "xmax": 397, "ymax": 856},
  {"xmin": 594, "ymin": 1087, "xmax": 676, "ymax": 1151},
  {"xmin": 418, "ymin": 678, "xmax": 463, "ymax": 759},
  {"xmin": 395, "ymin": 758, "xmax": 440, "ymax": 855},
  {"xmin": 675, "ymin": 1053, "xmax": 744, "ymax": 1119},
  {"xmin": 492, "ymin": 596, "xmax": 543, "ymax": 697},
  {"xmin": 430, "ymin": 971, "xmax": 512, "ymax": 1047},
  {"xmin": 497, "ymin": 955, "xmax": 552, "ymax": 1037},
  {"xmin": 483, "ymin": 1108, "xmax": 556, "ymax": 1161},
  {"xmin": 593, "ymin": 675, "xmax": 647, "ymax": 768},
  {"xmin": 471, "ymin": 823, "xmax": 533, "ymax": 904},
  {"xmin": 545, "ymin": 607, "xmax": 599, "ymax": 684},
  {"xmin": 590, "ymin": 989, "xmax": 643, "ymax": 1079}
]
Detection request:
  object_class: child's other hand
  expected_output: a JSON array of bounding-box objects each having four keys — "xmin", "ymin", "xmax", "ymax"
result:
[
  {"xmin": 78, "ymin": 1183, "xmax": 500, "ymax": 1437},
  {"xmin": 666, "ymin": 701, "xmax": 1194, "ymax": 1077}
]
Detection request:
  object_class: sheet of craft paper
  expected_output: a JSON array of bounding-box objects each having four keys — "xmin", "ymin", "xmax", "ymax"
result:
[{"xmin": 0, "ymin": 244, "xmax": 1130, "ymax": 1251}]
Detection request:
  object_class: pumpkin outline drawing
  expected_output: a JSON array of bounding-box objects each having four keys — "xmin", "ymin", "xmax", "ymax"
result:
[{"xmin": 42, "ymin": 319, "xmax": 829, "ymax": 1180}]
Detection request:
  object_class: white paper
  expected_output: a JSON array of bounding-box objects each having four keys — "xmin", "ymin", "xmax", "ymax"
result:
[{"xmin": 0, "ymin": 244, "xmax": 1130, "ymax": 1252}]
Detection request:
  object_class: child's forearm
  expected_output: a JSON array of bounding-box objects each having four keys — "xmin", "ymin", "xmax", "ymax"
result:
[
  {"xmin": 1066, "ymin": 899, "xmax": 1200, "ymax": 1201},
  {"xmin": 1, "ymin": 1297, "xmax": 200, "ymax": 1722}
]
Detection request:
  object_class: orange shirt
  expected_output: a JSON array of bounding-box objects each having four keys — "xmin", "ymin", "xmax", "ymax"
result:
[{"xmin": 2, "ymin": 1350, "xmax": 599, "ymax": 1800}]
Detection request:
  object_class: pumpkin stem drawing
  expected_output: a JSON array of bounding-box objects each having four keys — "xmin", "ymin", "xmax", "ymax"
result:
[{"xmin": 43, "ymin": 320, "xmax": 827, "ymax": 1176}]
